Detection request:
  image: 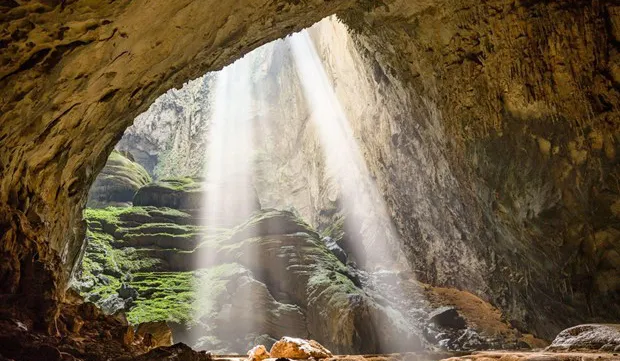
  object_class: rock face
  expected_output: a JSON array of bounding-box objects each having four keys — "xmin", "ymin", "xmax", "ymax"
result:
[
  {"xmin": 76, "ymin": 183, "xmax": 538, "ymax": 354},
  {"xmin": 133, "ymin": 178, "xmax": 204, "ymax": 210},
  {"xmin": 0, "ymin": 0, "xmax": 618, "ymax": 347},
  {"xmin": 87, "ymin": 150, "xmax": 152, "ymax": 208},
  {"xmin": 132, "ymin": 178, "xmax": 261, "ymax": 226},
  {"xmin": 136, "ymin": 321, "xmax": 174, "ymax": 349},
  {"xmin": 547, "ymin": 324, "xmax": 620, "ymax": 352},
  {"xmin": 307, "ymin": 12, "xmax": 620, "ymax": 339},
  {"xmin": 0, "ymin": 0, "xmax": 357, "ymax": 331}
]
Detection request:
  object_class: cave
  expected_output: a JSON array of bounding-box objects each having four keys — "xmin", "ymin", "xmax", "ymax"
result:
[{"xmin": 1, "ymin": 1, "xmax": 619, "ymax": 361}]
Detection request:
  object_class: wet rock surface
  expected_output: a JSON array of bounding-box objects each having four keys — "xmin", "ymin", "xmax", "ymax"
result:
[{"xmin": 547, "ymin": 324, "xmax": 620, "ymax": 352}]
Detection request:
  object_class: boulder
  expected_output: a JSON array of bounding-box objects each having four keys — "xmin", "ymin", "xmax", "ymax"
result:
[
  {"xmin": 270, "ymin": 337, "xmax": 332, "ymax": 359},
  {"xmin": 247, "ymin": 345, "xmax": 270, "ymax": 361},
  {"xmin": 87, "ymin": 151, "xmax": 152, "ymax": 208},
  {"xmin": 547, "ymin": 324, "xmax": 620, "ymax": 352},
  {"xmin": 136, "ymin": 321, "xmax": 174, "ymax": 348}
]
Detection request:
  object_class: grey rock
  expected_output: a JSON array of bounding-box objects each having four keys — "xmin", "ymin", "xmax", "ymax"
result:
[{"xmin": 547, "ymin": 324, "xmax": 620, "ymax": 352}]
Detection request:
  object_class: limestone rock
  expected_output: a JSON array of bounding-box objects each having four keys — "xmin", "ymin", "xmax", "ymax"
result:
[
  {"xmin": 270, "ymin": 337, "xmax": 332, "ymax": 359},
  {"xmin": 547, "ymin": 324, "xmax": 620, "ymax": 352},
  {"xmin": 136, "ymin": 321, "xmax": 174, "ymax": 349},
  {"xmin": 87, "ymin": 151, "xmax": 152, "ymax": 208},
  {"xmin": 247, "ymin": 345, "xmax": 270, "ymax": 361},
  {"xmin": 133, "ymin": 178, "xmax": 204, "ymax": 210},
  {"xmin": 132, "ymin": 178, "xmax": 261, "ymax": 226},
  {"xmin": 322, "ymin": 237, "xmax": 347, "ymax": 265}
]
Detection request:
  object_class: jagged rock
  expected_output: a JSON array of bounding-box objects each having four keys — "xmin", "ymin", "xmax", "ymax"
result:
[
  {"xmin": 270, "ymin": 337, "xmax": 333, "ymax": 359},
  {"xmin": 428, "ymin": 307, "xmax": 467, "ymax": 329},
  {"xmin": 78, "ymin": 302, "xmax": 100, "ymax": 321},
  {"xmin": 546, "ymin": 324, "xmax": 620, "ymax": 352},
  {"xmin": 114, "ymin": 325, "xmax": 134, "ymax": 346},
  {"xmin": 87, "ymin": 151, "xmax": 152, "ymax": 208},
  {"xmin": 67, "ymin": 316, "xmax": 84, "ymax": 334},
  {"xmin": 117, "ymin": 284, "xmax": 139, "ymax": 300},
  {"xmin": 136, "ymin": 321, "xmax": 174, "ymax": 349},
  {"xmin": 247, "ymin": 345, "xmax": 270, "ymax": 361},
  {"xmin": 322, "ymin": 237, "xmax": 347, "ymax": 264},
  {"xmin": 99, "ymin": 294, "xmax": 133, "ymax": 315}
]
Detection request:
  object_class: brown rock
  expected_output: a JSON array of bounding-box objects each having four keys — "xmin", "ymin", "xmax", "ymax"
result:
[
  {"xmin": 78, "ymin": 302, "xmax": 100, "ymax": 321},
  {"xmin": 270, "ymin": 337, "xmax": 333, "ymax": 359},
  {"xmin": 247, "ymin": 345, "xmax": 270, "ymax": 361},
  {"xmin": 68, "ymin": 316, "xmax": 84, "ymax": 334},
  {"xmin": 115, "ymin": 325, "xmax": 134, "ymax": 346},
  {"xmin": 136, "ymin": 321, "xmax": 173, "ymax": 348}
]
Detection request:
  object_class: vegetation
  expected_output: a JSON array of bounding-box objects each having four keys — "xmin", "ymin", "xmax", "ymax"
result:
[{"xmin": 76, "ymin": 197, "xmax": 362, "ymax": 339}]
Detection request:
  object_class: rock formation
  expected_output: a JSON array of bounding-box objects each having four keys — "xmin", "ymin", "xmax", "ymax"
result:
[
  {"xmin": 87, "ymin": 150, "xmax": 152, "ymax": 208},
  {"xmin": 1, "ymin": 0, "xmax": 619, "ymax": 359}
]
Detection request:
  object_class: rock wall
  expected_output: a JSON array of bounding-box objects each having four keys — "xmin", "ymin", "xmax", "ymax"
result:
[
  {"xmin": 335, "ymin": 0, "xmax": 620, "ymax": 338},
  {"xmin": 114, "ymin": 9, "xmax": 620, "ymax": 339},
  {"xmin": 0, "ymin": 0, "xmax": 357, "ymax": 330},
  {"xmin": 0, "ymin": 0, "xmax": 618, "ymax": 341}
]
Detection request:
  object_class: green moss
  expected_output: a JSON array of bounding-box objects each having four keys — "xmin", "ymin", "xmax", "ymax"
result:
[
  {"xmin": 151, "ymin": 177, "xmax": 202, "ymax": 191},
  {"xmin": 126, "ymin": 263, "xmax": 245, "ymax": 325},
  {"xmin": 320, "ymin": 214, "xmax": 345, "ymax": 243}
]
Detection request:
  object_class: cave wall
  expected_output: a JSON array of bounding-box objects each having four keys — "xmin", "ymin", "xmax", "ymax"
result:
[
  {"xmin": 333, "ymin": 0, "xmax": 620, "ymax": 338},
  {"xmin": 1, "ymin": 0, "xmax": 618, "ymax": 340},
  {"xmin": 0, "ymin": 0, "xmax": 357, "ymax": 329}
]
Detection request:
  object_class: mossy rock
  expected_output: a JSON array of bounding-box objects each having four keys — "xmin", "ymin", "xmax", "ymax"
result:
[
  {"xmin": 133, "ymin": 178, "xmax": 204, "ymax": 210},
  {"xmin": 87, "ymin": 150, "xmax": 152, "ymax": 208},
  {"xmin": 133, "ymin": 178, "xmax": 262, "ymax": 226}
]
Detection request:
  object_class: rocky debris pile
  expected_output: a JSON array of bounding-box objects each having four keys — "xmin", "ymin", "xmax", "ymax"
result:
[
  {"xmin": 422, "ymin": 306, "xmax": 507, "ymax": 351},
  {"xmin": 0, "ymin": 290, "xmax": 146, "ymax": 361},
  {"xmin": 546, "ymin": 324, "xmax": 620, "ymax": 352},
  {"xmin": 87, "ymin": 151, "xmax": 152, "ymax": 208},
  {"xmin": 129, "ymin": 343, "xmax": 212, "ymax": 361}
]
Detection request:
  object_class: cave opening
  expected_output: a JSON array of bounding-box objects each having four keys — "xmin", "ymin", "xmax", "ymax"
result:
[
  {"xmin": 75, "ymin": 17, "xmax": 429, "ymax": 355},
  {"xmin": 2, "ymin": 1, "xmax": 619, "ymax": 360}
]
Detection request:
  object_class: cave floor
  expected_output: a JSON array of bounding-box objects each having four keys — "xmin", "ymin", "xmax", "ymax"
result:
[{"xmin": 212, "ymin": 351, "xmax": 620, "ymax": 361}]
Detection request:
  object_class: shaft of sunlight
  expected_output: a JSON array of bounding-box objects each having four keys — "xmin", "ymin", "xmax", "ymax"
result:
[
  {"xmin": 289, "ymin": 27, "xmax": 425, "ymax": 352},
  {"xmin": 289, "ymin": 29, "xmax": 403, "ymax": 269},
  {"xmin": 193, "ymin": 54, "xmax": 258, "ymax": 350}
]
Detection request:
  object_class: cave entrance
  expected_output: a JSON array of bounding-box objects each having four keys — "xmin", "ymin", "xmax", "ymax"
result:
[{"xmin": 73, "ymin": 16, "xmax": 424, "ymax": 355}]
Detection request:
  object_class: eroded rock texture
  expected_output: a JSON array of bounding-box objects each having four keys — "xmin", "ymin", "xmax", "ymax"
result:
[
  {"xmin": 0, "ymin": 0, "xmax": 356, "ymax": 329},
  {"xmin": 0, "ymin": 0, "xmax": 618, "ymax": 345},
  {"xmin": 336, "ymin": 0, "xmax": 620, "ymax": 338}
]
